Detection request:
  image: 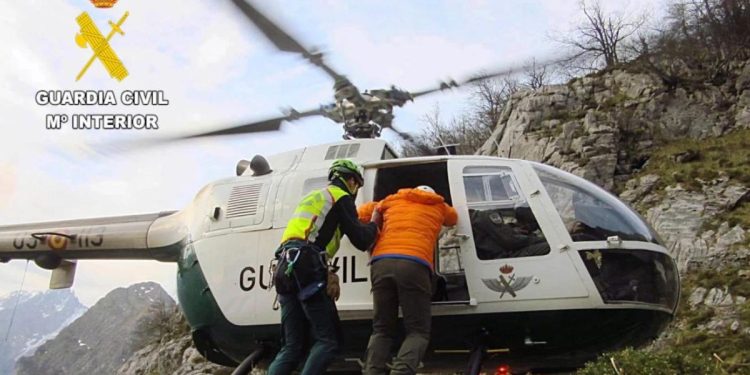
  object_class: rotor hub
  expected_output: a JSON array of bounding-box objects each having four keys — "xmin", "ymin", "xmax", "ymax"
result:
[{"xmin": 343, "ymin": 121, "xmax": 381, "ymax": 139}]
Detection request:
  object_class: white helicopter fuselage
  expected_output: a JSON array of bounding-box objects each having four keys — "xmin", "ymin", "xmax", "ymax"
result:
[
  {"xmin": 0, "ymin": 138, "xmax": 679, "ymax": 372},
  {"xmin": 156, "ymin": 138, "xmax": 678, "ymax": 371}
]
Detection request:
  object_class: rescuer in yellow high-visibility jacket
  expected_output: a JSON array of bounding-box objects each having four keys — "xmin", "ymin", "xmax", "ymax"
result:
[{"xmin": 269, "ymin": 159, "xmax": 378, "ymax": 375}]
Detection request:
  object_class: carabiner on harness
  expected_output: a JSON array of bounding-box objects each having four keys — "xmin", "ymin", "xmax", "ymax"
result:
[{"xmin": 283, "ymin": 247, "xmax": 302, "ymax": 276}]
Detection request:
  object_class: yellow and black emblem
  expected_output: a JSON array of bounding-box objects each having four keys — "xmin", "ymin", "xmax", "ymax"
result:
[{"xmin": 75, "ymin": 11, "xmax": 129, "ymax": 82}]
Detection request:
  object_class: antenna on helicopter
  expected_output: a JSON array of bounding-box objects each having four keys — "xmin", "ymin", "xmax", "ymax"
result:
[{"xmin": 435, "ymin": 144, "xmax": 459, "ymax": 155}]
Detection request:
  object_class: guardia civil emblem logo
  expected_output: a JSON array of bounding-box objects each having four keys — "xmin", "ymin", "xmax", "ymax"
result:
[
  {"xmin": 481, "ymin": 264, "xmax": 533, "ymax": 298},
  {"xmin": 75, "ymin": 0, "xmax": 129, "ymax": 81}
]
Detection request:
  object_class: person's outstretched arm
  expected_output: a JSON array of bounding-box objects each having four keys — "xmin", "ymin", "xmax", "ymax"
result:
[
  {"xmin": 443, "ymin": 204, "xmax": 458, "ymax": 226},
  {"xmin": 336, "ymin": 195, "xmax": 378, "ymax": 251}
]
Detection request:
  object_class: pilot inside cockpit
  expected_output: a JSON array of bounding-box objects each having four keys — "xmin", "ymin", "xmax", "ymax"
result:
[{"xmin": 470, "ymin": 203, "xmax": 550, "ymax": 260}]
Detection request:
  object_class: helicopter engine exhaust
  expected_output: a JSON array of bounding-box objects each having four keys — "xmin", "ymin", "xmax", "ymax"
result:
[
  {"xmin": 250, "ymin": 155, "xmax": 272, "ymax": 176},
  {"xmin": 236, "ymin": 155, "xmax": 272, "ymax": 177},
  {"xmin": 236, "ymin": 160, "xmax": 251, "ymax": 176}
]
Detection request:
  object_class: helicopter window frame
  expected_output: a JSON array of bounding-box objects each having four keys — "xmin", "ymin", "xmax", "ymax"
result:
[
  {"xmin": 461, "ymin": 167, "xmax": 520, "ymax": 205},
  {"xmin": 460, "ymin": 165, "xmax": 551, "ymax": 260}
]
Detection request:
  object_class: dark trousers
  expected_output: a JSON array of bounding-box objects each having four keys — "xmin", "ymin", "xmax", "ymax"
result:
[
  {"xmin": 365, "ymin": 258, "xmax": 432, "ymax": 375},
  {"xmin": 268, "ymin": 291, "xmax": 340, "ymax": 375}
]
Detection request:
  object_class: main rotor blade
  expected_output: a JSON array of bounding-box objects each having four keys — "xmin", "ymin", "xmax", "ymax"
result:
[
  {"xmin": 181, "ymin": 116, "xmax": 284, "ymax": 139},
  {"xmin": 230, "ymin": 0, "xmax": 342, "ymax": 81},
  {"xmin": 387, "ymin": 125, "xmax": 433, "ymax": 156},
  {"xmin": 180, "ymin": 108, "xmax": 324, "ymax": 140},
  {"xmin": 95, "ymin": 108, "xmax": 325, "ymax": 155},
  {"xmin": 410, "ymin": 56, "xmax": 563, "ymax": 99}
]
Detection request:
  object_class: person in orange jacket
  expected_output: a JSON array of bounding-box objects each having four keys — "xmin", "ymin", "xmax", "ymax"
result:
[{"xmin": 357, "ymin": 185, "xmax": 457, "ymax": 375}]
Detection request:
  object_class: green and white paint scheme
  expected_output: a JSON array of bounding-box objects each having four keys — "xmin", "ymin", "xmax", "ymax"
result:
[{"xmin": 0, "ymin": 139, "xmax": 679, "ymax": 373}]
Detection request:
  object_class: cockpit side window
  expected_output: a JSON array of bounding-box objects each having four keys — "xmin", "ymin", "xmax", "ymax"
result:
[
  {"xmin": 531, "ymin": 162, "xmax": 661, "ymax": 244},
  {"xmin": 464, "ymin": 176, "xmax": 485, "ymax": 203},
  {"xmin": 461, "ymin": 166, "xmax": 550, "ymax": 260}
]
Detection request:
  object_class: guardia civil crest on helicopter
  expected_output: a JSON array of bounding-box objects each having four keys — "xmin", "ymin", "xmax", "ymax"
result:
[{"xmin": 481, "ymin": 265, "xmax": 534, "ymax": 299}]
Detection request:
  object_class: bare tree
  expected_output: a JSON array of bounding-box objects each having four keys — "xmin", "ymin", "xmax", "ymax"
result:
[
  {"xmin": 523, "ymin": 58, "xmax": 549, "ymax": 90},
  {"xmin": 556, "ymin": 0, "xmax": 646, "ymax": 71},
  {"xmin": 630, "ymin": 0, "xmax": 750, "ymax": 88},
  {"xmin": 669, "ymin": 0, "xmax": 750, "ymax": 59},
  {"xmin": 471, "ymin": 76, "xmax": 518, "ymax": 131},
  {"xmin": 399, "ymin": 76, "xmax": 520, "ymax": 156}
]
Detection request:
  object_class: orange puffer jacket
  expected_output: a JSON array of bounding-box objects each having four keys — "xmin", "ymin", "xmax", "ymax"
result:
[{"xmin": 358, "ymin": 188, "xmax": 458, "ymax": 269}]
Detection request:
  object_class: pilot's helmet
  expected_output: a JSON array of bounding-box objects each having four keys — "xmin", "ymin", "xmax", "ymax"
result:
[
  {"xmin": 514, "ymin": 203, "xmax": 539, "ymax": 230},
  {"xmin": 416, "ymin": 185, "xmax": 436, "ymax": 194}
]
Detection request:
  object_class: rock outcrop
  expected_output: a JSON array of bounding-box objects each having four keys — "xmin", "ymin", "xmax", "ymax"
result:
[
  {"xmin": 117, "ymin": 306, "xmax": 233, "ymax": 375},
  {"xmin": 479, "ymin": 60, "xmax": 750, "ymax": 367},
  {"xmin": 118, "ymin": 335, "xmax": 233, "ymax": 375},
  {"xmin": 478, "ymin": 62, "xmax": 750, "ymax": 192}
]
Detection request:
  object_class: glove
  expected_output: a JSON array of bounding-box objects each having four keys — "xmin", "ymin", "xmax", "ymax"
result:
[{"xmin": 326, "ymin": 271, "xmax": 340, "ymax": 301}]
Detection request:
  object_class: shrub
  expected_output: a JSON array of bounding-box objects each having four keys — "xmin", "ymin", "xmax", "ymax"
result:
[{"xmin": 577, "ymin": 347, "xmax": 717, "ymax": 374}]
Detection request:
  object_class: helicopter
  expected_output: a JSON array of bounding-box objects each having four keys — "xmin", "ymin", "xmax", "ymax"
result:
[{"xmin": 0, "ymin": 1, "xmax": 680, "ymax": 374}]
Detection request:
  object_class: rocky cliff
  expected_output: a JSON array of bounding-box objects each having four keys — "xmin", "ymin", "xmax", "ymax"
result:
[
  {"xmin": 0, "ymin": 290, "xmax": 86, "ymax": 375},
  {"xmin": 478, "ymin": 61, "xmax": 750, "ymax": 369},
  {"xmin": 478, "ymin": 62, "xmax": 750, "ymax": 192},
  {"xmin": 15, "ymin": 282, "xmax": 175, "ymax": 375},
  {"xmin": 117, "ymin": 307, "xmax": 233, "ymax": 375},
  {"xmin": 478, "ymin": 61, "xmax": 750, "ymax": 274}
]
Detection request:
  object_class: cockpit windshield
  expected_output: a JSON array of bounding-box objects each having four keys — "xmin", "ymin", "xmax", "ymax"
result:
[{"xmin": 532, "ymin": 162, "xmax": 661, "ymax": 244}]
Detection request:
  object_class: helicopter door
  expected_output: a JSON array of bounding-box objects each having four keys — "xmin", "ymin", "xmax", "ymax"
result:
[
  {"xmin": 447, "ymin": 160, "xmax": 590, "ymax": 306},
  {"xmin": 367, "ymin": 162, "xmax": 470, "ymax": 304}
]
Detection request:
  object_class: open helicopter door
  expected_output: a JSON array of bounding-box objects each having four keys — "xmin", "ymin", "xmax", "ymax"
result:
[
  {"xmin": 367, "ymin": 161, "xmax": 471, "ymax": 305},
  {"xmin": 446, "ymin": 159, "xmax": 591, "ymax": 310}
]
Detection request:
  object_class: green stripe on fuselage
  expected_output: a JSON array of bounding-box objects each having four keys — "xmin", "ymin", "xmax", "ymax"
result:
[{"xmin": 177, "ymin": 243, "xmax": 269, "ymax": 365}]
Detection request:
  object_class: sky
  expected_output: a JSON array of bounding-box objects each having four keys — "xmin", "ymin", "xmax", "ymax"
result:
[{"xmin": 0, "ymin": 0, "xmax": 669, "ymax": 307}]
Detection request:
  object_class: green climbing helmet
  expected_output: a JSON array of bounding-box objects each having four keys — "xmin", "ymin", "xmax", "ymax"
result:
[{"xmin": 328, "ymin": 159, "xmax": 364, "ymax": 185}]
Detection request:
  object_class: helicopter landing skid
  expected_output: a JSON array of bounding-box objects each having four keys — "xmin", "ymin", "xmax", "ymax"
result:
[
  {"xmin": 230, "ymin": 344, "xmax": 266, "ymax": 375},
  {"xmin": 463, "ymin": 327, "xmax": 512, "ymax": 375},
  {"xmin": 466, "ymin": 344, "xmax": 485, "ymax": 375}
]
